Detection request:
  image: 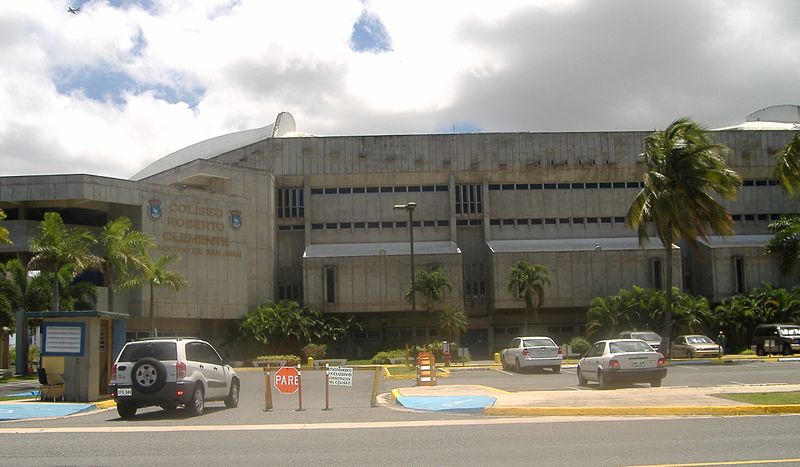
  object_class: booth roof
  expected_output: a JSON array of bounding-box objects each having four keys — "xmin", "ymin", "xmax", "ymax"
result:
[{"xmin": 25, "ymin": 310, "xmax": 130, "ymax": 320}]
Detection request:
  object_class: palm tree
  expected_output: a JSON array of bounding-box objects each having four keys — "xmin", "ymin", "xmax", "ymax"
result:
[
  {"xmin": 120, "ymin": 254, "xmax": 186, "ymax": 337},
  {"xmin": 774, "ymin": 132, "xmax": 800, "ymax": 196},
  {"xmin": 437, "ymin": 306, "xmax": 467, "ymax": 348},
  {"xmin": 99, "ymin": 217, "xmax": 154, "ymax": 312},
  {"xmin": 765, "ymin": 215, "xmax": 800, "ymax": 276},
  {"xmin": 0, "ymin": 209, "xmax": 11, "ymax": 245},
  {"xmin": 626, "ymin": 117, "xmax": 741, "ymax": 350},
  {"xmin": 0, "ymin": 262, "xmax": 22, "ymax": 332},
  {"xmin": 507, "ymin": 261, "xmax": 550, "ymax": 335},
  {"xmin": 27, "ymin": 212, "xmax": 104, "ymax": 312},
  {"xmin": 406, "ymin": 267, "xmax": 452, "ymax": 342}
]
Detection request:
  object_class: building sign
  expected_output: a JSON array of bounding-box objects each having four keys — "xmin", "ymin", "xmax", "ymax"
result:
[
  {"xmin": 149, "ymin": 199, "xmax": 243, "ymax": 258},
  {"xmin": 41, "ymin": 322, "xmax": 85, "ymax": 356}
]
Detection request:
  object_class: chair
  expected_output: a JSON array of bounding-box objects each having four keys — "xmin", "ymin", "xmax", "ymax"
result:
[{"xmin": 38, "ymin": 368, "xmax": 65, "ymax": 402}]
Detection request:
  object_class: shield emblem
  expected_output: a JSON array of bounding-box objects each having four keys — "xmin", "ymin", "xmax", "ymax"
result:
[
  {"xmin": 230, "ymin": 210, "xmax": 242, "ymax": 229},
  {"xmin": 148, "ymin": 199, "xmax": 162, "ymax": 220}
]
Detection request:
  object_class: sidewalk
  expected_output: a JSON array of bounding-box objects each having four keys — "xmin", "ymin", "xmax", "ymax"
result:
[{"xmin": 391, "ymin": 383, "xmax": 800, "ymax": 416}]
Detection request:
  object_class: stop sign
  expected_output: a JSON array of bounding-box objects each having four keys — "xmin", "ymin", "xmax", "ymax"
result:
[{"xmin": 274, "ymin": 366, "xmax": 300, "ymax": 394}]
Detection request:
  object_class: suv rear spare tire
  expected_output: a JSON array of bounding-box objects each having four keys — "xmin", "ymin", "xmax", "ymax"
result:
[{"xmin": 131, "ymin": 358, "xmax": 167, "ymax": 394}]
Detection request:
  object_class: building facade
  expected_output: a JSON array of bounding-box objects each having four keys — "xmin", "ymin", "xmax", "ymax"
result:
[{"xmin": 1, "ymin": 109, "xmax": 798, "ymax": 358}]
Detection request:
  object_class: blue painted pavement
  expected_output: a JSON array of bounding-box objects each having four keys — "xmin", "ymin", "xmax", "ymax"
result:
[
  {"xmin": 395, "ymin": 395, "xmax": 496, "ymax": 412},
  {"xmin": 0, "ymin": 402, "xmax": 97, "ymax": 420}
]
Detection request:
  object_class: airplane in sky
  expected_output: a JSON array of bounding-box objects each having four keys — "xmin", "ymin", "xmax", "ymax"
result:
[{"xmin": 68, "ymin": 6, "xmax": 80, "ymax": 14}]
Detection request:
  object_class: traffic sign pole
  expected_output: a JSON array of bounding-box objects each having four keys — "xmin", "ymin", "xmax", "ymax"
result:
[
  {"xmin": 296, "ymin": 365, "xmax": 304, "ymax": 412},
  {"xmin": 263, "ymin": 367, "xmax": 273, "ymax": 412},
  {"xmin": 323, "ymin": 363, "xmax": 331, "ymax": 411}
]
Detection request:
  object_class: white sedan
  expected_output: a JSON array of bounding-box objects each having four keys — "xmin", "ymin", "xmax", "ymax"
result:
[
  {"xmin": 577, "ymin": 339, "xmax": 667, "ymax": 389},
  {"xmin": 500, "ymin": 336, "xmax": 563, "ymax": 373}
]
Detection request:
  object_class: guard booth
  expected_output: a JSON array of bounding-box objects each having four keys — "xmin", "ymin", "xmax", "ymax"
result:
[{"xmin": 26, "ymin": 311, "xmax": 128, "ymax": 402}]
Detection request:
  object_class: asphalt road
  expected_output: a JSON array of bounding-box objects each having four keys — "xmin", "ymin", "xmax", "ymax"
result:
[
  {"xmin": 444, "ymin": 359, "xmax": 800, "ymax": 391},
  {"xmin": 3, "ymin": 363, "xmax": 800, "ymax": 465},
  {"xmin": 2, "ymin": 413, "xmax": 800, "ymax": 466}
]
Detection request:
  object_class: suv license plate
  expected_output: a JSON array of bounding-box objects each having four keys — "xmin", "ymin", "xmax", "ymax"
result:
[{"xmin": 117, "ymin": 388, "xmax": 132, "ymax": 397}]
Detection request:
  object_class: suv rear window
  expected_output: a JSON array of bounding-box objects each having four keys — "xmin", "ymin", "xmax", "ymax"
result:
[
  {"xmin": 119, "ymin": 342, "xmax": 178, "ymax": 361},
  {"xmin": 779, "ymin": 327, "xmax": 800, "ymax": 336}
]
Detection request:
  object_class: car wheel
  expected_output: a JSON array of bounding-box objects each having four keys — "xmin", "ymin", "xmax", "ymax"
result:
[
  {"xmin": 117, "ymin": 402, "xmax": 137, "ymax": 419},
  {"xmin": 598, "ymin": 370, "xmax": 608, "ymax": 389},
  {"xmin": 552, "ymin": 365, "xmax": 561, "ymax": 374},
  {"xmin": 225, "ymin": 379, "xmax": 240, "ymax": 408},
  {"xmin": 651, "ymin": 379, "xmax": 662, "ymax": 388},
  {"xmin": 577, "ymin": 367, "xmax": 587, "ymax": 386},
  {"xmin": 783, "ymin": 344, "xmax": 793, "ymax": 356},
  {"xmin": 187, "ymin": 384, "xmax": 205, "ymax": 416},
  {"xmin": 515, "ymin": 359, "xmax": 522, "ymax": 373},
  {"xmin": 756, "ymin": 345, "xmax": 766, "ymax": 357},
  {"xmin": 500, "ymin": 356, "xmax": 508, "ymax": 371},
  {"xmin": 131, "ymin": 358, "xmax": 167, "ymax": 395}
]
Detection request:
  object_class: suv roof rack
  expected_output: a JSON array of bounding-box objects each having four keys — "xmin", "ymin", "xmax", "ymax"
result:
[{"xmin": 132, "ymin": 336, "xmax": 202, "ymax": 342}]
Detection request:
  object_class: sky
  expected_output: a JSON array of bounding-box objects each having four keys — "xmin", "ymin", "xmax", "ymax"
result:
[{"xmin": 1, "ymin": 0, "xmax": 798, "ymax": 179}]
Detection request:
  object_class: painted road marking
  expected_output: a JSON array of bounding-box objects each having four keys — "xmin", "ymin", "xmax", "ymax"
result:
[
  {"xmin": 0, "ymin": 415, "xmax": 695, "ymax": 434},
  {"xmin": 628, "ymin": 458, "xmax": 800, "ymax": 466}
]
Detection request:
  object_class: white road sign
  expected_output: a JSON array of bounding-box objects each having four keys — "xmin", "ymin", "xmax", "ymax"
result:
[{"xmin": 326, "ymin": 366, "xmax": 353, "ymax": 387}]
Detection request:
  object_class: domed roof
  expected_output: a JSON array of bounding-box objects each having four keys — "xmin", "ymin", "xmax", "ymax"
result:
[
  {"xmin": 130, "ymin": 111, "xmax": 297, "ymax": 180},
  {"xmin": 714, "ymin": 105, "xmax": 800, "ymax": 131}
]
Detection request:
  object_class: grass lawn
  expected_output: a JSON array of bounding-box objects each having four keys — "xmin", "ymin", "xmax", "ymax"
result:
[{"xmin": 714, "ymin": 391, "xmax": 800, "ymax": 405}]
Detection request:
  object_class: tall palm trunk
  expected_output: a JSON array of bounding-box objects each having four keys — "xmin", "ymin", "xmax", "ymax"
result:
[
  {"xmin": 149, "ymin": 282, "xmax": 155, "ymax": 337},
  {"xmin": 51, "ymin": 274, "xmax": 60, "ymax": 312},
  {"xmin": 661, "ymin": 231, "xmax": 674, "ymax": 351}
]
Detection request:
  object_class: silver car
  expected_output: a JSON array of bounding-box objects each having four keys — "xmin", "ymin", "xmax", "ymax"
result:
[
  {"xmin": 577, "ymin": 339, "xmax": 667, "ymax": 389},
  {"xmin": 671, "ymin": 335, "xmax": 721, "ymax": 359},
  {"xmin": 108, "ymin": 338, "xmax": 240, "ymax": 419},
  {"xmin": 500, "ymin": 336, "xmax": 563, "ymax": 373}
]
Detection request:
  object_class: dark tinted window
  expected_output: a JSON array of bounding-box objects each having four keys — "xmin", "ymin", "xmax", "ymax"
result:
[{"xmin": 120, "ymin": 342, "xmax": 178, "ymax": 361}]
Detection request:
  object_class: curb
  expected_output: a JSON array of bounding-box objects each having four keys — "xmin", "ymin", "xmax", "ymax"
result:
[
  {"xmin": 94, "ymin": 399, "xmax": 116, "ymax": 410},
  {"xmin": 484, "ymin": 404, "xmax": 800, "ymax": 416}
]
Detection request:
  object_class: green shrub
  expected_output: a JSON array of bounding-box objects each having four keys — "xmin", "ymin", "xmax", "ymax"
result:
[
  {"xmin": 739, "ymin": 349, "xmax": 755, "ymax": 355},
  {"xmin": 371, "ymin": 349, "xmax": 407, "ymax": 364},
  {"xmin": 255, "ymin": 354, "xmax": 300, "ymax": 366},
  {"xmin": 302, "ymin": 343, "xmax": 327, "ymax": 359},
  {"xmin": 568, "ymin": 336, "xmax": 591, "ymax": 356}
]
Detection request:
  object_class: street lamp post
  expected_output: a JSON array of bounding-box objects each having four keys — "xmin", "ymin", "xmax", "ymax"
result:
[{"xmin": 393, "ymin": 202, "xmax": 417, "ymax": 332}]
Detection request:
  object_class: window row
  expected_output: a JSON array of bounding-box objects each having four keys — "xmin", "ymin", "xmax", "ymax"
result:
[
  {"xmin": 731, "ymin": 213, "xmax": 786, "ymax": 222},
  {"xmin": 487, "ymin": 179, "xmax": 778, "ymax": 191},
  {"xmin": 310, "ymin": 185, "xmax": 448, "ymax": 195},
  {"xmin": 309, "ymin": 220, "xmax": 451, "ymax": 231},
  {"xmin": 489, "ymin": 181, "xmax": 643, "ymax": 191},
  {"xmin": 489, "ymin": 216, "xmax": 627, "ymax": 226}
]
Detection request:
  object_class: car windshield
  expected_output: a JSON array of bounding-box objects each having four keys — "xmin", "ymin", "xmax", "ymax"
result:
[
  {"xmin": 609, "ymin": 341, "xmax": 653, "ymax": 353},
  {"xmin": 632, "ymin": 332, "xmax": 660, "ymax": 341},
  {"xmin": 779, "ymin": 327, "xmax": 800, "ymax": 336},
  {"xmin": 687, "ymin": 336, "xmax": 713, "ymax": 344},
  {"xmin": 523, "ymin": 338, "xmax": 554, "ymax": 347},
  {"xmin": 119, "ymin": 342, "xmax": 178, "ymax": 361}
]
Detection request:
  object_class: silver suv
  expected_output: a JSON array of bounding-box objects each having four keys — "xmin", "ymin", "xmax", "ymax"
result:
[{"xmin": 108, "ymin": 338, "xmax": 240, "ymax": 419}]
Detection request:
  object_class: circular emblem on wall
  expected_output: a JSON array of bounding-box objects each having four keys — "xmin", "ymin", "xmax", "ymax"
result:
[
  {"xmin": 230, "ymin": 210, "xmax": 242, "ymax": 229},
  {"xmin": 147, "ymin": 199, "xmax": 162, "ymax": 220}
]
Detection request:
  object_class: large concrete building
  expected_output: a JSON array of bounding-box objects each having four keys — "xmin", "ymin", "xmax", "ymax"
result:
[{"xmin": 2, "ymin": 106, "xmax": 798, "ymax": 358}]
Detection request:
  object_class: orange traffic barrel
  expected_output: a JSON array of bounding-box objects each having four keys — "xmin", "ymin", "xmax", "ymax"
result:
[{"xmin": 416, "ymin": 351, "xmax": 437, "ymax": 386}]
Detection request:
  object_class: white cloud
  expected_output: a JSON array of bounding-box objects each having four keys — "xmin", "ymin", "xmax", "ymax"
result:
[{"xmin": 0, "ymin": 0, "xmax": 798, "ymax": 179}]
